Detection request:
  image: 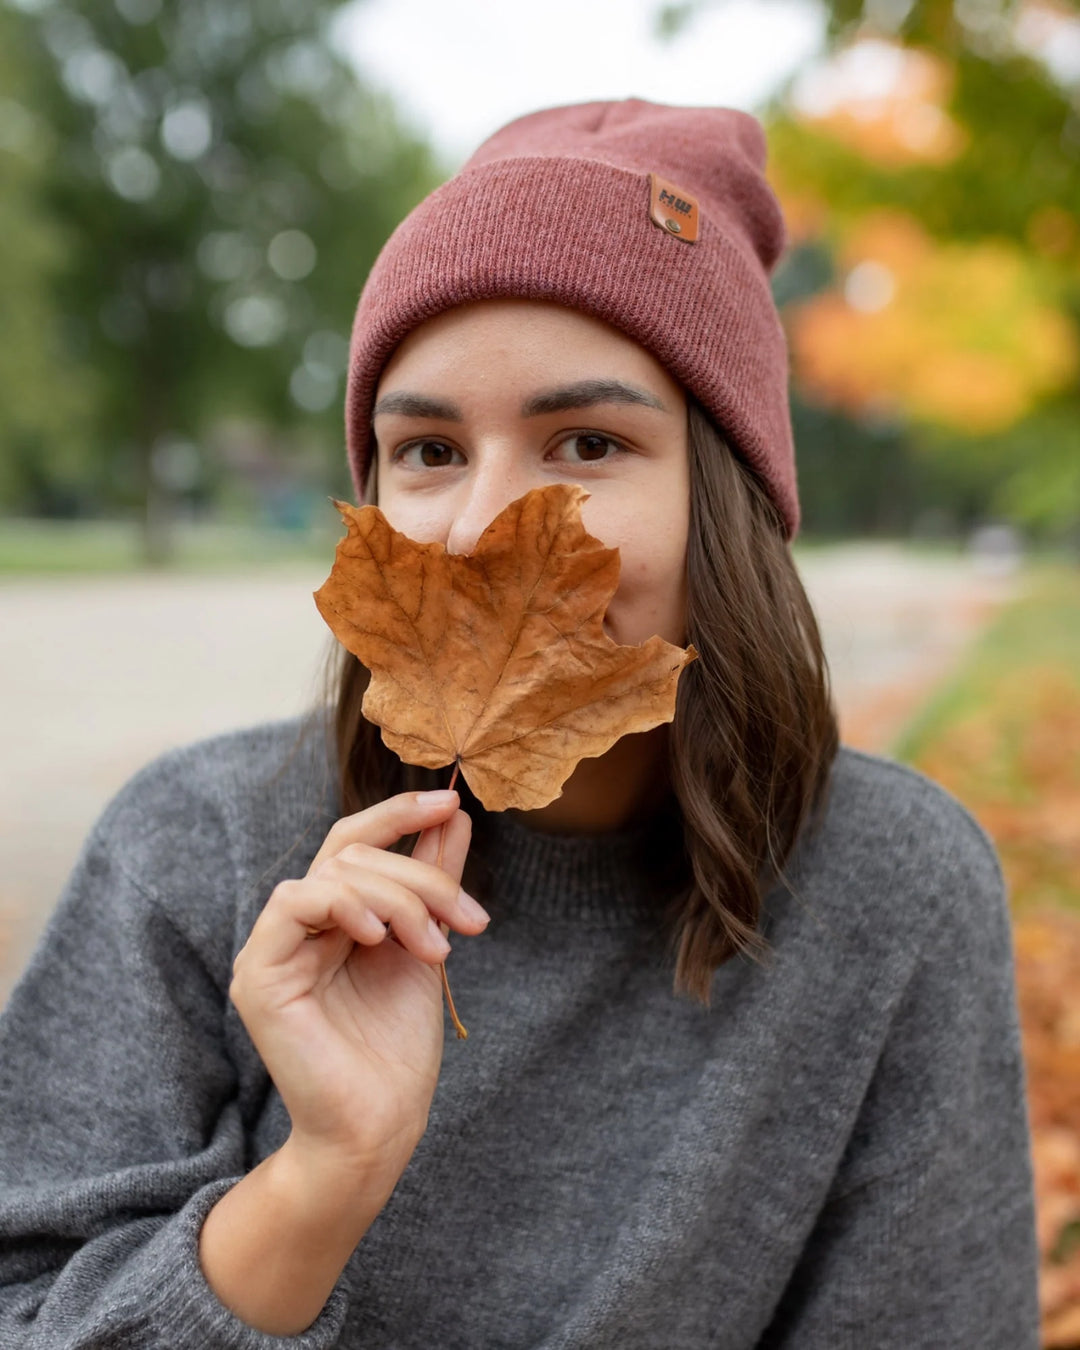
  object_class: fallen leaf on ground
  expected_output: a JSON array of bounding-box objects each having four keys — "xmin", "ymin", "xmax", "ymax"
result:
[{"xmin": 314, "ymin": 483, "xmax": 697, "ymax": 810}]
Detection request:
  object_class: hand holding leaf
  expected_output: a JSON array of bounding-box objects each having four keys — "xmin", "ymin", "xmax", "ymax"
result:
[{"xmin": 313, "ymin": 482, "xmax": 697, "ymax": 1038}]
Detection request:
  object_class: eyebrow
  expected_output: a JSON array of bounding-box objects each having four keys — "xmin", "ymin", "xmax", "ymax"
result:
[{"xmin": 371, "ymin": 378, "xmax": 667, "ymax": 423}]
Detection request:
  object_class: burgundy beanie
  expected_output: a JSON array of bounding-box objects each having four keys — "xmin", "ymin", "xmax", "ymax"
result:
[{"xmin": 344, "ymin": 97, "xmax": 799, "ymax": 539}]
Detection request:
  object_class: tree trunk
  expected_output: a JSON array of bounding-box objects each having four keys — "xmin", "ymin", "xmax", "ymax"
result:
[{"xmin": 136, "ymin": 384, "xmax": 172, "ymax": 569}]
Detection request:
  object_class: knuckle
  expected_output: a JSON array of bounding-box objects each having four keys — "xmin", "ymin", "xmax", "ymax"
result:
[
  {"xmin": 376, "ymin": 875, "xmax": 413, "ymax": 915},
  {"xmin": 377, "ymin": 881, "xmax": 420, "ymax": 926},
  {"xmin": 419, "ymin": 860, "xmax": 460, "ymax": 906},
  {"xmin": 267, "ymin": 877, "xmax": 309, "ymax": 919},
  {"xmin": 339, "ymin": 841, "xmax": 377, "ymax": 867},
  {"xmin": 325, "ymin": 817, "xmax": 351, "ymax": 847},
  {"xmin": 273, "ymin": 877, "xmax": 300, "ymax": 901},
  {"xmin": 311, "ymin": 853, "xmax": 346, "ymax": 882},
  {"xmin": 437, "ymin": 872, "xmax": 461, "ymax": 909},
  {"xmin": 404, "ymin": 885, "xmax": 430, "ymax": 919}
]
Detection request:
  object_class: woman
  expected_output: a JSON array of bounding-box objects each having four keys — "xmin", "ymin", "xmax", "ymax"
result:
[{"xmin": 0, "ymin": 99, "xmax": 1039, "ymax": 1348}]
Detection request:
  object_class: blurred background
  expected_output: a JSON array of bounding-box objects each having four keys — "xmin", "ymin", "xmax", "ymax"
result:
[{"xmin": 1, "ymin": 0, "xmax": 1079, "ymax": 1339}]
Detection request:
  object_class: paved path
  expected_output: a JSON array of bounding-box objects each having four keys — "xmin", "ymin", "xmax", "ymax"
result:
[{"xmin": 0, "ymin": 544, "xmax": 1021, "ymax": 1003}]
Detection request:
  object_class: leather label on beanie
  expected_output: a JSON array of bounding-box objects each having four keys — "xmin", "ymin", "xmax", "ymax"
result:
[{"xmin": 648, "ymin": 174, "xmax": 699, "ymax": 243}]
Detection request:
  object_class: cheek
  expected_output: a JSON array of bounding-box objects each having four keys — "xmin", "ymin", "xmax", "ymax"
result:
[
  {"xmin": 376, "ymin": 495, "xmax": 450, "ymax": 546},
  {"xmin": 618, "ymin": 534, "xmax": 687, "ymax": 606},
  {"xmin": 603, "ymin": 522, "xmax": 689, "ymax": 647}
]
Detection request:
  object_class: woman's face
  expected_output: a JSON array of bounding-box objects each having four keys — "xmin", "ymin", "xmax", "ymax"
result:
[{"xmin": 371, "ymin": 299, "xmax": 690, "ymax": 649}]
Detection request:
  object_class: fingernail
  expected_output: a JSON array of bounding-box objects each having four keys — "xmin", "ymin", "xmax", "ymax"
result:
[
  {"xmin": 418, "ymin": 790, "xmax": 458, "ymax": 808},
  {"xmin": 457, "ymin": 889, "xmax": 490, "ymax": 926},
  {"xmin": 427, "ymin": 917, "xmax": 451, "ymax": 955}
]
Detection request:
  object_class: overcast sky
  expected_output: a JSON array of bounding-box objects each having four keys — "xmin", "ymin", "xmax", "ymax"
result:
[{"xmin": 332, "ymin": 0, "xmax": 827, "ymax": 169}]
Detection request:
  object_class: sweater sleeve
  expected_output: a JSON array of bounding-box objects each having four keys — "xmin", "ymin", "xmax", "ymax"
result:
[
  {"xmin": 757, "ymin": 816, "xmax": 1041, "ymax": 1350},
  {"xmin": 0, "ymin": 767, "xmax": 348, "ymax": 1349}
]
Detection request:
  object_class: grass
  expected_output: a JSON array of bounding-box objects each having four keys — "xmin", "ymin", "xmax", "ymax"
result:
[
  {"xmin": 892, "ymin": 562, "xmax": 1080, "ymax": 915},
  {"xmin": 0, "ymin": 517, "xmax": 343, "ymax": 576}
]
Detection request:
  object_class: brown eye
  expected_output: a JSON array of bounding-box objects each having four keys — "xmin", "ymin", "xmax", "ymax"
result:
[
  {"xmin": 557, "ymin": 433, "xmax": 621, "ymax": 463},
  {"xmin": 577, "ymin": 436, "xmax": 610, "ymax": 461},
  {"xmin": 393, "ymin": 441, "xmax": 461, "ymax": 469}
]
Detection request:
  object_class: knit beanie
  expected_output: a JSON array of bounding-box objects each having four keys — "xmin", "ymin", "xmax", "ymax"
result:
[{"xmin": 344, "ymin": 97, "xmax": 799, "ymax": 539}]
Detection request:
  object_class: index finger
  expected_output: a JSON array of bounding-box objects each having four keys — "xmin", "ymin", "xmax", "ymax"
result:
[{"xmin": 307, "ymin": 789, "xmax": 460, "ymax": 876}]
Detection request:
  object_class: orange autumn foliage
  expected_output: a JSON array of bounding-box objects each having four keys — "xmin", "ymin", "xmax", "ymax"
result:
[
  {"xmin": 908, "ymin": 663, "xmax": 1080, "ymax": 1346},
  {"xmin": 913, "ymin": 666, "xmax": 1080, "ymax": 913},
  {"xmin": 791, "ymin": 39, "xmax": 968, "ymax": 169},
  {"xmin": 314, "ymin": 483, "xmax": 697, "ymax": 812},
  {"xmin": 1016, "ymin": 910, "xmax": 1080, "ymax": 1347},
  {"xmin": 786, "ymin": 210, "xmax": 1079, "ymax": 435}
]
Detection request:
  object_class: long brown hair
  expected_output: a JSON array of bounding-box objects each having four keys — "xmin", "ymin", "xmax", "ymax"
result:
[{"xmin": 303, "ymin": 395, "xmax": 839, "ymax": 1006}]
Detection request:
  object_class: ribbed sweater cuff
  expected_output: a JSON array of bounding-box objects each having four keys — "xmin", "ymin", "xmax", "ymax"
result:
[{"xmin": 142, "ymin": 1178, "xmax": 349, "ymax": 1349}]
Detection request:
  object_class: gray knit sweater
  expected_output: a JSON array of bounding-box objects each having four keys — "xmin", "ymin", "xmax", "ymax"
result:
[{"xmin": 0, "ymin": 715, "xmax": 1040, "ymax": 1349}]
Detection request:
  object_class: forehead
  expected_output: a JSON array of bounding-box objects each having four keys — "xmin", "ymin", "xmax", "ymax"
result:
[{"xmin": 375, "ymin": 298, "xmax": 685, "ymax": 403}]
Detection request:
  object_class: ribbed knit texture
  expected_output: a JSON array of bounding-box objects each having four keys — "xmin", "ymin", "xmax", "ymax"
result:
[
  {"xmin": 345, "ymin": 98, "xmax": 800, "ymax": 538},
  {"xmin": 0, "ymin": 716, "xmax": 1040, "ymax": 1348}
]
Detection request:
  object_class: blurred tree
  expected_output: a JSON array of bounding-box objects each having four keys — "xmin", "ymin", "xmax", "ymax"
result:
[
  {"xmin": 658, "ymin": 0, "xmax": 1080, "ymax": 544},
  {"xmin": 1, "ymin": 0, "xmax": 444, "ymax": 562},
  {"xmin": 0, "ymin": 3, "xmax": 98, "ymax": 515}
]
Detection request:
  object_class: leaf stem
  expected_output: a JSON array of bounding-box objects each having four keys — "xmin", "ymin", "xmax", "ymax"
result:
[{"xmin": 436, "ymin": 762, "xmax": 468, "ymax": 1040}]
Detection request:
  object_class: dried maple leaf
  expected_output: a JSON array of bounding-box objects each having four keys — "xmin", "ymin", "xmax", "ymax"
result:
[{"xmin": 314, "ymin": 483, "xmax": 697, "ymax": 811}]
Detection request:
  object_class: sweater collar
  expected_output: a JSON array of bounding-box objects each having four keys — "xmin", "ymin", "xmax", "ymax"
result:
[{"xmin": 466, "ymin": 793, "xmax": 690, "ymax": 929}]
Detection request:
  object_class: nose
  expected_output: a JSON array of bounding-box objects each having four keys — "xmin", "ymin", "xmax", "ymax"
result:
[{"xmin": 444, "ymin": 456, "xmax": 533, "ymax": 556}]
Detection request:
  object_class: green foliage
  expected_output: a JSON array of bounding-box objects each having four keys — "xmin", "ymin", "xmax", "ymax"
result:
[
  {"xmin": 652, "ymin": 2, "xmax": 696, "ymax": 39},
  {"xmin": 790, "ymin": 390, "xmax": 983, "ymax": 536},
  {"xmin": 0, "ymin": 0, "xmax": 446, "ymax": 553},
  {"xmin": 912, "ymin": 397, "xmax": 1080, "ymax": 539},
  {"xmin": 660, "ymin": 0, "xmax": 1080, "ymax": 539},
  {"xmin": 0, "ymin": 4, "xmax": 98, "ymax": 510}
]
